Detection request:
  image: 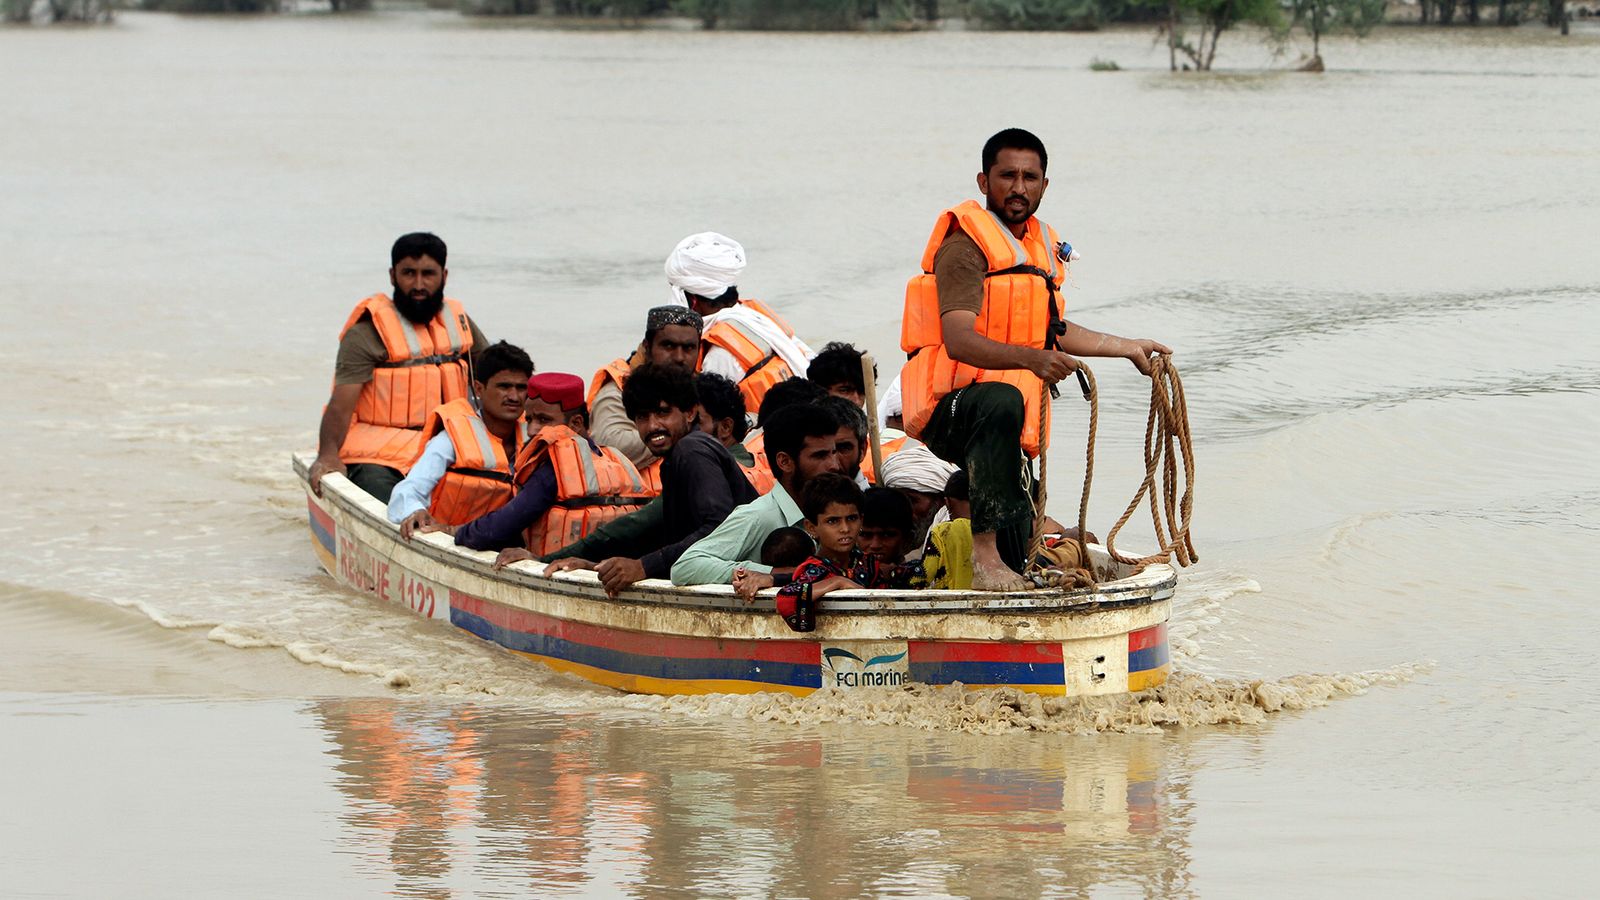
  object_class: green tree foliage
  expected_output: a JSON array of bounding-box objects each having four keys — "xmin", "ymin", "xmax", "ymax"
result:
[
  {"xmin": 142, "ymin": 0, "xmax": 280, "ymax": 10},
  {"xmin": 1291, "ymin": 0, "xmax": 1381, "ymax": 61},
  {"xmin": 966, "ymin": 0, "xmax": 1124, "ymax": 30}
]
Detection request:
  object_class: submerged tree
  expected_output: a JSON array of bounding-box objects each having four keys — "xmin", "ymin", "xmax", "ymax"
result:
[
  {"xmin": 1290, "ymin": 0, "xmax": 1382, "ymax": 67},
  {"xmin": 1157, "ymin": 0, "xmax": 1283, "ymax": 71}
]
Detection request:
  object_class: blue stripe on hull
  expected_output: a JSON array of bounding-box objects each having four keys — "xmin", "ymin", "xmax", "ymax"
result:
[
  {"xmin": 1128, "ymin": 643, "xmax": 1169, "ymax": 674},
  {"xmin": 909, "ymin": 660, "xmax": 1064, "ymax": 687},
  {"xmin": 309, "ymin": 513, "xmax": 335, "ymax": 555},
  {"xmin": 450, "ymin": 607, "xmax": 823, "ymax": 689}
]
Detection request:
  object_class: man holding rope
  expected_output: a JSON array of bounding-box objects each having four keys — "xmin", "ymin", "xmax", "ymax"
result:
[{"xmin": 899, "ymin": 128, "xmax": 1170, "ymax": 591}]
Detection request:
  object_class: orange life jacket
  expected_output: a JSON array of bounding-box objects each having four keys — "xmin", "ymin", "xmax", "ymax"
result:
[
  {"xmin": 859, "ymin": 434, "xmax": 915, "ymax": 485},
  {"xmin": 741, "ymin": 430, "xmax": 777, "ymax": 491},
  {"xmin": 899, "ymin": 200, "xmax": 1066, "ymax": 457},
  {"xmin": 586, "ymin": 356, "xmax": 634, "ymax": 409},
  {"xmin": 700, "ymin": 299, "xmax": 799, "ymax": 413},
  {"xmin": 415, "ymin": 398, "xmax": 520, "ymax": 526},
  {"xmin": 637, "ymin": 457, "xmax": 664, "ymax": 495},
  {"xmin": 515, "ymin": 425, "xmax": 656, "ymax": 555},
  {"xmin": 338, "ymin": 293, "xmax": 476, "ymax": 471}
]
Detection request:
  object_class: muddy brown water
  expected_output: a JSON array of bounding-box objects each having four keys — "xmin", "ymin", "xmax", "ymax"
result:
[{"xmin": 2, "ymin": 12, "xmax": 1597, "ymax": 896}]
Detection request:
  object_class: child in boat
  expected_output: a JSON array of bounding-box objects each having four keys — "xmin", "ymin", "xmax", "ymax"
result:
[
  {"xmin": 858, "ymin": 487, "xmax": 914, "ymax": 563},
  {"xmin": 921, "ymin": 470, "xmax": 974, "ymax": 590},
  {"xmin": 775, "ymin": 474, "xmax": 919, "ymax": 632},
  {"xmin": 759, "ymin": 526, "xmax": 814, "ymax": 569}
]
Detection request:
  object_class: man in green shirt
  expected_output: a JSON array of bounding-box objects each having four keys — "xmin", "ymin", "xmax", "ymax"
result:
[{"xmin": 670, "ymin": 404, "xmax": 842, "ymax": 587}]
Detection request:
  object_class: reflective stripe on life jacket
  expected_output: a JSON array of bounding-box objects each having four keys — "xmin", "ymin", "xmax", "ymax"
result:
[
  {"xmin": 418, "ymin": 397, "xmax": 519, "ymax": 526},
  {"xmin": 699, "ymin": 300, "xmax": 798, "ymax": 413},
  {"xmin": 515, "ymin": 425, "xmax": 657, "ymax": 556},
  {"xmin": 338, "ymin": 293, "xmax": 476, "ymax": 471},
  {"xmin": 899, "ymin": 199, "xmax": 1065, "ymax": 457}
]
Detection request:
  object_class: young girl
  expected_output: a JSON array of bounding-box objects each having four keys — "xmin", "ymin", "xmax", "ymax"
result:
[{"xmin": 775, "ymin": 473, "xmax": 918, "ymax": 632}]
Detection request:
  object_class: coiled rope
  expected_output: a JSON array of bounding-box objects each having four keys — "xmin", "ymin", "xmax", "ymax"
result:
[{"xmin": 1029, "ymin": 354, "xmax": 1198, "ymax": 581}]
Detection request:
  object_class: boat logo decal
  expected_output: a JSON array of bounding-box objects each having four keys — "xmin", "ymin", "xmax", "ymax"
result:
[{"xmin": 822, "ymin": 646, "xmax": 909, "ymax": 689}]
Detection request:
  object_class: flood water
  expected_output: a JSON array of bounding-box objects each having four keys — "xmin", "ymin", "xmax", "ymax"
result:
[{"xmin": 3, "ymin": 10, "xmax": 1598, "ymax": 896}]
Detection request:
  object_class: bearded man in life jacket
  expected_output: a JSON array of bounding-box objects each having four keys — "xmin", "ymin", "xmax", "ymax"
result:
[
  {"xmin": 309, "ymin": 232, "xmax": 491, "ymax": 503},
  {"xmin": 900, "ymin": 129, "xmax": 1171, "ymax": 591}
]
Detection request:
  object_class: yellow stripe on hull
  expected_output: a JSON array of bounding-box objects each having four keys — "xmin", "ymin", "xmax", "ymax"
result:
[
  {"xmin": 310, "ymin": 526, "xmax": 337, "ymax": 576},
  {"xmin": 513, "ymin": 650, "xmax": 815, "ymax": 697},
  {"xmin": 1127, "ymin": 664, "xmax": 1170, "ymax": 693}
]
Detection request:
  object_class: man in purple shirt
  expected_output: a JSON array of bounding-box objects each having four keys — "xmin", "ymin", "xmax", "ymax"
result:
[{"xmin": 448, "ymin": 372, "xmax": 597, "ymax": 552}]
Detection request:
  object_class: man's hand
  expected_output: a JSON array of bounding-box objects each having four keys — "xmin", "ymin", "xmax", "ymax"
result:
[
  {"xmin": 1027, "ymin": 348, "xmax": 1081, "ymax": 384},
  {"xmin": 399, "ymin": 510, "xmax": 452, "ymax": 542},
  {"xmin": 543, "ymin": 557, "xmax": 596, "ymax": 576},
  {"xmin": 595, "ymin": 557, "xmax": 646, "ymax": 598},
  {"xmin": 733, "ymin": 568, "xmax": 775, "ymax": 604},
  {"xmin": 493, "ymin": 547, "xmax": 536, "ymax": 570},
  {"xmin": 1124, "ymin": 339, "xmax": 1173, "ymax": 376},
  {"xmin": 308, "ymin": 454, "xmax": 347, "ymax": 498}
]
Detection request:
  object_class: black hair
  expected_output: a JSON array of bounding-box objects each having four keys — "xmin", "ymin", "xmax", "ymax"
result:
[
  {"xmin": 622, "ymin": 362, "xmax": 698, "ymax": 420},
  {"xmin": 981, "ymin": 128, "xmax": 1048, "ymax": 175},
  {"xmin": 695, "ymin": 372, "xmax": 749, "ymax": 442},
  {"xmin": 760, "ymin": 526, "xmax": 815, "ymax": 568},
  {"xmin": 756, "ymin": 377, "xmax": 827, "ymax": 429},
  {"xmin": 800, "ymin": 473, "xmax": 865, "ymax": 523},
  {"xmin": 471, "ymin": 341, "xmax": 533, "ymax": 384},
  {"xmin": 944, "ymin": 469, "xmax": 969, "ymax": 502},
  {"xmin": 762, "ymin": 403, "xmax": 840, "ymax": 474},
  {"xmin": 391, "ymin": 232, "xmax": 447, "ymax": 268},
  {"xmin": 687, "ymin": 285, "xmax": 739, "ymax": 309},
  {"xmin": 817, "ymin": 395, "xmax": 867, "ymax": 441},
  {"xmin": 806, "ymin": 342, "xmax": 874, "ymax": 396},
  {"xmin": 861, "ymin": 487, "xmax": 913, "ymax": 536}
]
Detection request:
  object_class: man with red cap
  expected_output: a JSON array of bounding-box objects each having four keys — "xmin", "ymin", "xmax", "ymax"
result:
[{"xmin": 444, "ymin": 372, "xmax": 654, "ymax": 554}]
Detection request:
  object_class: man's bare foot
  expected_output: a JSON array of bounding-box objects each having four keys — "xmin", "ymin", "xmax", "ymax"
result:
[{"xmin": 972, "ymin": 562, "xmax": 1031, "ymax": 592}]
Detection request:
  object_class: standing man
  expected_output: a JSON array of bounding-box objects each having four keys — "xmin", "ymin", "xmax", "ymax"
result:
[
  {"xmin": 900, "ymin": 129, "xmax": 1170, "ymax": 591},
  {"xmin": 664, "ymin": 231, "xmax": 815, "ymax": 412},
  {"xmin": 309, "ymin": 233, "xmax": 490, "ymax": 502},
  {"xmin": 588, "ymin": 306, "xmax": 703, "ymax": 469}
]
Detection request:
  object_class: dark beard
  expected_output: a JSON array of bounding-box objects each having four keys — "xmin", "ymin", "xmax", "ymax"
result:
[{"xmin": 393, "ymin": 288, "xmax": 445, "ymax": 324}]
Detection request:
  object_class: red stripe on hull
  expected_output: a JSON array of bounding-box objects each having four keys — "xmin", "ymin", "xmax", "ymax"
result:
[
  {"xmin": 308, "ymin": 499, "xmax": 336, "ymax": 537},
  {"xmin": 451, "ymin": 591, "xmax": 822, "ymax": 665},
  {"xmin": 1128, "ymin": 623, "xmax": 1167, "ymax": 653},
  {"xmin": 908, "ymin": 641, "xmax": 1064, "ymax": 664}
]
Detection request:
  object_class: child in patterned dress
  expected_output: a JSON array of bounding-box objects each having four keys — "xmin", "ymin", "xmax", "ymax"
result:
[{"xmin": 775, "ymin": 473, "xmax": 918, "ymax": 632}]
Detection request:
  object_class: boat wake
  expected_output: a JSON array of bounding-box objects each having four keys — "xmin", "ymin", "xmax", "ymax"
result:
[{"xmin": 616, "ymin": 665, "xmax": 1427, "ymax": 735}]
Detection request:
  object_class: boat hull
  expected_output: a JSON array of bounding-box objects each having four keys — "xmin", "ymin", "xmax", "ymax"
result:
[{"xmin": 298, "ymin": 455, "xmax": 1172, "ymax": 697}]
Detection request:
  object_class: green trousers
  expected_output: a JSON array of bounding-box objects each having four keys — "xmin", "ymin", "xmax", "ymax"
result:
[
  {"xmin": 346, "ymin": 463, "xmax": 404, "ymax": 504},
  {"xmin": 919, "ymin": 383, "xmax": 1035, "ymax": 574}
]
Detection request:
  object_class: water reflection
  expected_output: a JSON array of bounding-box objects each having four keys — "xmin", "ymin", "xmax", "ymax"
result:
[{"xmin": 313, "ymin": 699, "xmax": 1194, "ymax": 897}]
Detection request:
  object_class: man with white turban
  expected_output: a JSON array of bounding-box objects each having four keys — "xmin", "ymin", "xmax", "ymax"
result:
[
  {"xmin": 664, "ymin": 232, "xmax": 814, "ymax": 413},
  {"xmin": 879, "ymin": 446, "xmax": 960, "ymax": 551}
]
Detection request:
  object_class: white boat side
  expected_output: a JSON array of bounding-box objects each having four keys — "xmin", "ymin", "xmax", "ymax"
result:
[{"xmin": 295, "ymin": 453, "xmax": 1173, "ymax": 696}]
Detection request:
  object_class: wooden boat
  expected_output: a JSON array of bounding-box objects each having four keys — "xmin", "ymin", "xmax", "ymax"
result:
[{"xmin": 295, "ymin": 453, "xmax": 1174, "ymax": 697}]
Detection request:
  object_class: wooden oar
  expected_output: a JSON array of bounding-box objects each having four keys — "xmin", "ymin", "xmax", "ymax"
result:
[{"xmin": 861, "ymin": 352, "xmax": 885, "ymax": 486}]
